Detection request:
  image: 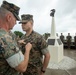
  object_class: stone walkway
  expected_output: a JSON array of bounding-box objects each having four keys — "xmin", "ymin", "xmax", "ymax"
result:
[{"xmin": 45, "ymin": 69, "xmax": 71, "ymax": 75}]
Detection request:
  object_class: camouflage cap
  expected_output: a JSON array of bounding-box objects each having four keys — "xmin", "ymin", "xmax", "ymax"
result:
[
  {"xmin": 19, "ymin": 14, "xmax": 33, "ymax": 24},
  {"xmin": 1, "ymin": 1, "xmax": 20, "ymax": 21}
]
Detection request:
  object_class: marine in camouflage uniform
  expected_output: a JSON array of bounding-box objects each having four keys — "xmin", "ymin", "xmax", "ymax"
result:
[
  {"xmin": 60, "ymin": 33, "xmax": 64, "ymax": 44},
  {"xmin": 0, "ymin": 1, "xmax": 21, "ymax": 75},
  {"xmin": 19, "ymin": 14, "xmax": 50, "ymax": 75},
  {"xmin": 0, "ymin": 1, "xmax": 32, "ymax": 75},
  {"xmin": 66, "ymin": 33, "xmax": 72, "ymax": 49}
]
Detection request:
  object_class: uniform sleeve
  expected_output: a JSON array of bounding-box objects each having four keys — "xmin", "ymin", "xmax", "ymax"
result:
[
  {"xmin": 1, "ymin": 35, "xmax": 24, "ymax": 68},
  {"xmin": 37, "ymin": 36, "xmax": 49, "ymax": 55},
  {"xmin": 41, "ymin": 47, "xmax": 49, "ymax": 55},
  {"xmin": 6, "ymin": 51, "xmax": 24, "ymax": 68}
]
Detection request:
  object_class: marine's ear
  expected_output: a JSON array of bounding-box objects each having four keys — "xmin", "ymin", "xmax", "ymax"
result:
[{"xmin": 5, "ymin": 13, "xmax": 12, "ymax": 22}]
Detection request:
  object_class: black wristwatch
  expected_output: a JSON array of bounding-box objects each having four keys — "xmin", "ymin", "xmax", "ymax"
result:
[{"xmin": 41, "ymin": 68, "xmax": 46, "ymax": 73}]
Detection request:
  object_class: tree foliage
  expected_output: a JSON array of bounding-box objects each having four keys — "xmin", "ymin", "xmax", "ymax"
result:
[{"xmin": 14, "ymin": 31, "xmax": 24, "ymax": 38}]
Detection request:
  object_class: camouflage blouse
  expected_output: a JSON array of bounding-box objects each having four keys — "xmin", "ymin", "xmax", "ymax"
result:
[
  {"xmin": 21, "ymin": 31, "xmax": 48, "ymax": 75},
  {"xmin": 0, "ymin": 29, "xmax": 20, "ymax": 75}
]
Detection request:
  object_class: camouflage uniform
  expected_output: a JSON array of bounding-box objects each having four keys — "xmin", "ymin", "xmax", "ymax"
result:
[
  {"xmin": 74, "ymin": 36, "xmax": 76, "ymax": 49},
  {"xmin": 0, "ymin": 1, "xmax": 22, "ymax": 75},
  {"xmin": 66, "ymin": 35, "xmax": 72, "ymax": 49},
  {"xmin": 60, "ymin": 34, "xmax": 64, "ymax": 44},
  {"xmin": 1, "ymin": 1, "xmax": 20, "ymax": 21},
  {"xmin": 21, "ymin": 31, "xmax": 48, "ymax": 75},
  {"xmin": 0, "ymin": 29, "xmax": 21, "ymax": 75}
]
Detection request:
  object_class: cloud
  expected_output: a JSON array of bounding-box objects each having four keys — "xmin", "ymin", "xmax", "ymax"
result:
[
  {"xmin": 55, "ymin": 0, "xmax": 76, "ymax": 17},
  {"xmin": 54, "ymin": 0, "xmax": 76, "ymax": 36},
  {"xmin": 0, "ymin": 0, "xmax": 76, "ymax": 36}
]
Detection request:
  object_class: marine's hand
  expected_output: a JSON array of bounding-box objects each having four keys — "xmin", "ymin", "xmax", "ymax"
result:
[
  {"xmin": 18, "ymin": 40, "xmax": 26, "ymax": 45},
  {"xmin": 25, "ymin": 43, "xmax": 32, "ymax": 51}
]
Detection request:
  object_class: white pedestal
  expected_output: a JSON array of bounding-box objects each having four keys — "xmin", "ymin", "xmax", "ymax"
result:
[
  {"xmin": 47, "ymin": 36, "xmax": 64, "ymax": 63},
  {"xmin": 48, "ymin": 44, "xmax": 63, "ymax": 63}
]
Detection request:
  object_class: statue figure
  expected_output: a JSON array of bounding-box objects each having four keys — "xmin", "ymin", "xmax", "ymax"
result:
[{"xmin": 50, "ymin": 9, "xmax": 55, "ymax": 17}]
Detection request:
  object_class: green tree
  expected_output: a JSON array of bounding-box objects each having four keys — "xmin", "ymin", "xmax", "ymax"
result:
[{"xmin": 14, "ymin": 31, "xmax": 24, "ymax": 38}]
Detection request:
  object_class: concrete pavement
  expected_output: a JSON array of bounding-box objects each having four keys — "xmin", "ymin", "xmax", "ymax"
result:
[{"xmin": 44, "ymin": 49, "xmax": 76, "ymax": 75}]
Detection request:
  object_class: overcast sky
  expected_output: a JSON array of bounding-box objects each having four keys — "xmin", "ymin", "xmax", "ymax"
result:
[{"xmin": 0, "ymin": 0, "xmax": 76, "ymax": 37}]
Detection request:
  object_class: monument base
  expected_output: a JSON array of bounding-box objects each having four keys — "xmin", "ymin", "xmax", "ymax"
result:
[{"xmin": 48, "ymin": 44, "xmax": 63, "ymax": 63}]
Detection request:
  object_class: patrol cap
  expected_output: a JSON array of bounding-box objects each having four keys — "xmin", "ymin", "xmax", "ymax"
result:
[
  {"xmin": 1, "ymin": 1, "xmax": 20, "ymax": 21},
  {"xmin": 19, "ymin": 14, "xmax": 33, "ymax": 24}
]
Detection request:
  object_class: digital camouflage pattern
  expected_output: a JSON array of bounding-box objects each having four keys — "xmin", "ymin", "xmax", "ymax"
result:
[
  {"xmin": 21, "ymin": 31, "xmax": 48, "ymax": 75},
  {"xmin": 0, "ymin": 29, "xmax": 21, "ymax": 75},
  {"xmin": 19, "ymin": 14, "xmax": 33, "ymax": 24},
  {"xmin": 1, "ymin": 1, "xmax": 20, "ymax": 21},
  {"xmin": 66, "ymin": 35, "xmax": 72, "ymax": 48},
  {"xmin": 60, "ymin": 35, "xmax": 64, "ymax": 43}
]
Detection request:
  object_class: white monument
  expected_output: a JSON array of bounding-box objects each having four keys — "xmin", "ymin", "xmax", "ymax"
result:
[{"xmin": 47, "ymin": 9, "xmax": 63, "ymax": 63}]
